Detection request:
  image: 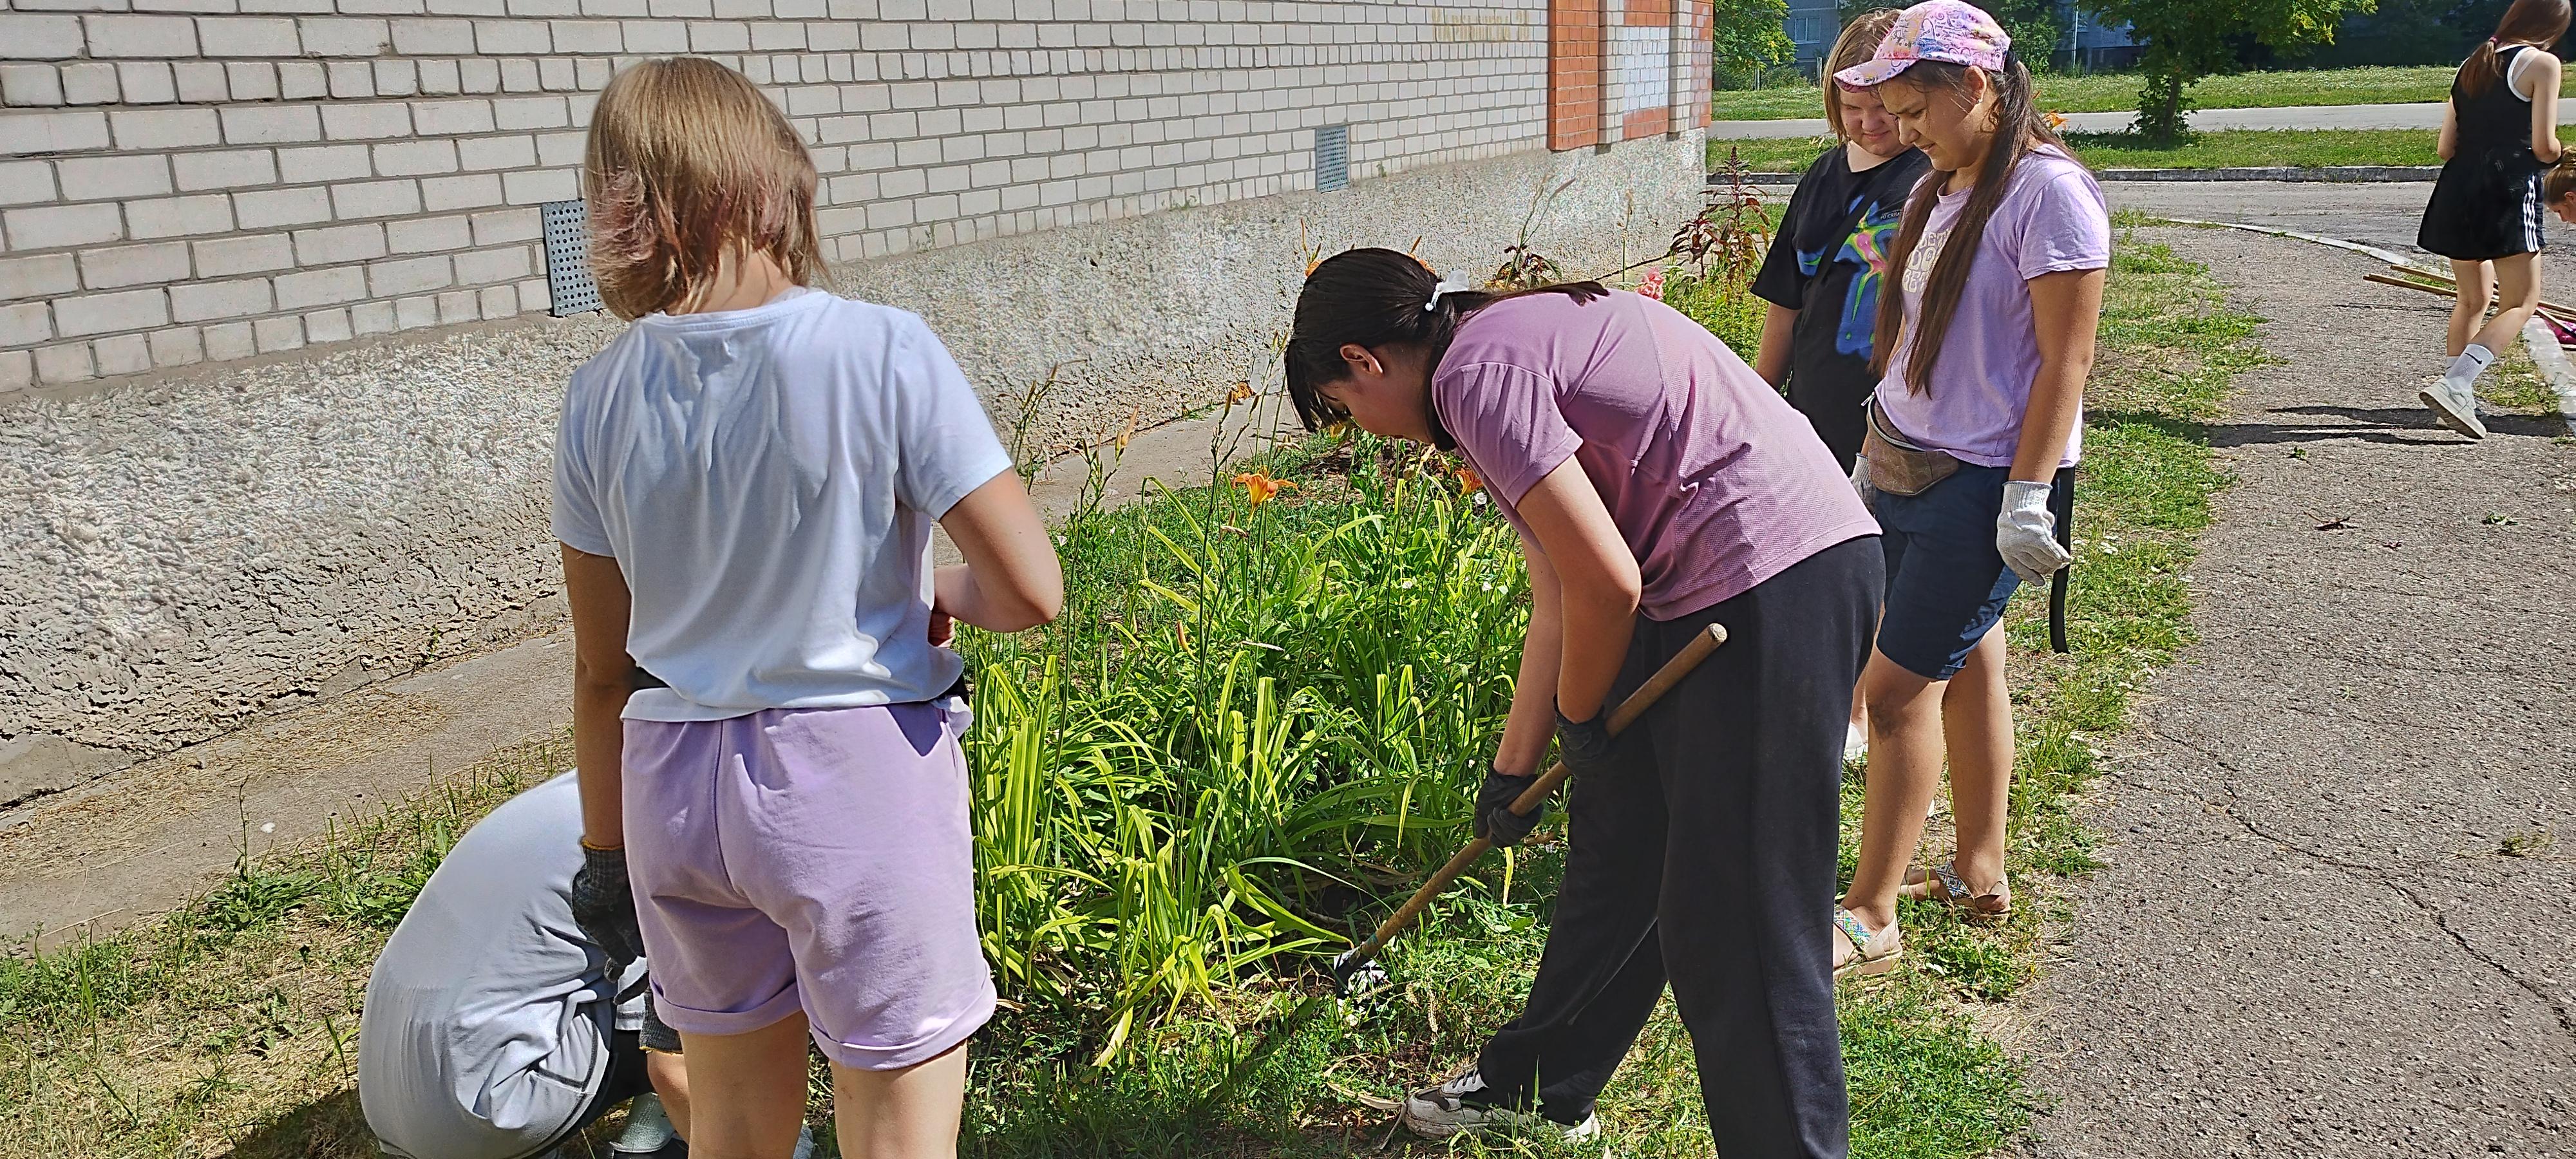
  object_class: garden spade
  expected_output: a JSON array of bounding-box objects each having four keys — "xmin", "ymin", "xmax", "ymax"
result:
[{"xmin": 1329, "ymin": 621, "xmax": 1729, "ymax": 997}]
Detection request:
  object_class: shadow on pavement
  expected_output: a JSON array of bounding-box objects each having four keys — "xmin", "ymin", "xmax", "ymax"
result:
[{"xmin": 2204, "ymin": 404, "xmax": 2563, "ymax": 448}]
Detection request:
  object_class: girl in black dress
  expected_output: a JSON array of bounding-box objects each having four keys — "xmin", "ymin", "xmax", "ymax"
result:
[{"xmin": 2417, "ymin": 0, "xmax": 2568, "ymax": 439}]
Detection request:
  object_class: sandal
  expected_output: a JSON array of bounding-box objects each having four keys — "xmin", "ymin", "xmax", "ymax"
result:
[
  {"xmin": 1832, "ymin": 907, "xmax": 1902, "ymax": 979},
  {"xmin": 1901, "ymin": 860, "xmax": 2012, "ymax": 921}
]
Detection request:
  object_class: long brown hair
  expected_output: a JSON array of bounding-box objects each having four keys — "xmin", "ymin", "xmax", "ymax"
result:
[
  {"xmin": 1284, "ymin": 247, "xmax": 1605, "ymax": 438},
  {"xmin": 1868, "ymin": 55, "xmax": 2065, "ymax": 394},
  {"xmin": 2460, "ymin": 0, "xmax": 2571, "ymax": 99},
  {"xmin": 583, "ymin": 57, "xmax": 828, "ymax": 319},
  {"xmin": 1824, "ymin": 9, "xmax": 1905, "ymax": 141}
]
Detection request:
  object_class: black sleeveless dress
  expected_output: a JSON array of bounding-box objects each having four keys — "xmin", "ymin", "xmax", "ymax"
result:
[{"xmin": 2420, "ymin": 44, "xmax": 2549, "ymax": 260}]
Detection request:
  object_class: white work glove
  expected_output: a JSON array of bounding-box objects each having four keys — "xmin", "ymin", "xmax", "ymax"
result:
[
  {"xmin": 1996, "ymin": 480, "xmax": 2072, "ymax": 586},
  {"xmin": 1848, "ymin": 455, "xmax": 1874, "ymax": 507}
]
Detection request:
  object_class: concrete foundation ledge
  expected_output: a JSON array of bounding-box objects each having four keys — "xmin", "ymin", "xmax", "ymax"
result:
[{"xmin": 0, "ymin": 131, "xmax": 1709, "ymax": 800}]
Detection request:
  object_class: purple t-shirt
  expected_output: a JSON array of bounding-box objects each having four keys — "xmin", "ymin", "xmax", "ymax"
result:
[
  {"xmin": 1432, "ymin": 290, "xmax": 1880, "ymax": 620},
  {"xmin": 1874, "ymin": 147, "xmax": 2110, "ymax": 469}
]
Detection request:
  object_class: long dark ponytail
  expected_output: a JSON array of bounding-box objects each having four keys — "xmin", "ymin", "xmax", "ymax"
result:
[
  {"xmin": 1869, "ymin": 53, "xmax": 2064, "ymax": 395},
  {"xmin": 2460, "ymin": 0, "xmax": 2571, "ymax": 99},
  {"xmin": 1284, "ymin": 247, "xmax": 1605, "ymax": 433}
]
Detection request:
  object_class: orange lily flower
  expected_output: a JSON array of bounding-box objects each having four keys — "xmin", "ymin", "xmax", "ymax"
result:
[
  {"xmin": 1234, "ymin": 470, "xmax": 1296, "ymax": 507},
  {"xmin": 1455, "ymin": 465, "xmax": 1484, "ymax": 494}
]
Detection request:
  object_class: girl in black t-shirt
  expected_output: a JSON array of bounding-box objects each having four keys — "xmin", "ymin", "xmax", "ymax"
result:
[
  {"xmin": 1750, "ymin": 8, "xmax": 1928, "ymax": 764},
  {"xmin": 1752, "ymin": 7, "xmax": 1931, "ymax": 472}
]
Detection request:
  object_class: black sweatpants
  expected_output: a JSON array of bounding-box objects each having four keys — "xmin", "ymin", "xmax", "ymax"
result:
[{"xmin": 1473, "ymin": 534, "xmax": 1880, "ymax": 1159}]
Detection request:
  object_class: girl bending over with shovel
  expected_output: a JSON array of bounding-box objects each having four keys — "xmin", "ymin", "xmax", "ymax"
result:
[
  {"xmin": 554, "ymin": 57, "xmax": 1061, "ymax": 1159},
  {"xmin": 1830, "ymin": 1, "xmax": 2108, "ymax": 979},
  {"xmin": 1286, "ymin": 249, "xmax": 1880, "ymax": 1156}
]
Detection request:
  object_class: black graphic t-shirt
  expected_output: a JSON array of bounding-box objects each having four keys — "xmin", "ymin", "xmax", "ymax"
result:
[{"xmin": 1751, "ymin": 143, "xmax": 1932, "ymax": 469}]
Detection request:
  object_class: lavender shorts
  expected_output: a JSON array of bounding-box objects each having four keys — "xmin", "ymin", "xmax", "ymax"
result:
[{"xmin": 621, "ymin": 702, "xmax": 996, "ymax": 1070}]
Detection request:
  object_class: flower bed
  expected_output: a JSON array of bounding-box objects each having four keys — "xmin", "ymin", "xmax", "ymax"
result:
[{"xmin": 960, "ymin": 436, "xmax": 1528, "ymax": 1055}]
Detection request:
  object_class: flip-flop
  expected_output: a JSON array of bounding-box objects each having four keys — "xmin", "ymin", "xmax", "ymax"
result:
[{"xmin": 1901, "ymin": 860, "xmax": 2011, "ymax": 921}]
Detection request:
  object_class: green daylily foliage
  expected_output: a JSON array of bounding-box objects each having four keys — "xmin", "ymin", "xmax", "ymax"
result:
[{"xmin": 958, "ymin": 444, "xmax": 1530, "ymax": 1052}]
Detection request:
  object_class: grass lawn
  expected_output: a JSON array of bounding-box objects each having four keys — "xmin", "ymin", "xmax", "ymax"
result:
[
  {"xmin": 0, "ymin": 232, "xmax": 2267, "ymax": 1159},
  {"xmin": 1713, "ymin": 126, "xmax": 2576, "ymax": 173},
  {"xmin": 1711, "ymin": 64, "xmax": 2458, "ymax": 121}
]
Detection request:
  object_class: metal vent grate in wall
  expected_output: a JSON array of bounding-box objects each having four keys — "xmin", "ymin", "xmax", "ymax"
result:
[
  {"xmin": 1314, "ymin": 124, "xmax": 1350, "ymax": 193},
  {"xmin": 541, "ymin": 199, "xmax": 603, "ymax": 317}
]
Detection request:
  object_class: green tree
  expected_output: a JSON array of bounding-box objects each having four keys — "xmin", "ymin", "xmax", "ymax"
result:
[
  {"xmin": 2087, "ymin": 0, "xmax": 2383, "ymax": 140},
  {"xmin": 1714, "ymin": 0, "xmax": 1795, "ymax": 76},
  {"xmin": 1840, "ymin": 1, "xmax": 2058, "ymax": 71},
  {"xmin": 1988, "ymin": 0, "xmax": 2063, "ymax": 68}
]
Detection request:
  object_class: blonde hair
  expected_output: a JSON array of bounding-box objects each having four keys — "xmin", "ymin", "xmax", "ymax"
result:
[
  {"xmin": 2550, "ymin": 155, "xmax": 2576, "ymax": 203},
  {"xmin": 583, "ymin": 57, "xmax": 828, "ymax": 319},
  {"xmin": 1823, "ymin": 8, "xmax": 1906, "ymax": 141}
]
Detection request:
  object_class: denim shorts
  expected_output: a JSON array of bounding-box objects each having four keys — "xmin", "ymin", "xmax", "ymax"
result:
[{"xmin": 1872, "ymin": 464, "xmax": 2019, "ymax": 681}]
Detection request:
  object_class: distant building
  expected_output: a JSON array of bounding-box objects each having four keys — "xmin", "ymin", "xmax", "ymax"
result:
[
  {"xmin": 1787, "ymin": 0, "xmax": 1842, "ymax": 70},
  {"xmin": 2056, "ymin": 3, "xmax": 2139, "ymax": 71},
  {"xmin": 1785, "ymin": 3, "xmax": 2136, "ymax": 74}
]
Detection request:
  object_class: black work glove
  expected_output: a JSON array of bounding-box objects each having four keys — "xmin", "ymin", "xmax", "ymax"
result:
[
  {"xmin": 640, "ymin": 990, "xmax": 683, "ymax": 1055},
  {"xmin": 1473, "ymin": 768, "xmax": 1544, "ymax": 848},
  {"xmin": 1553, "ymin": 702, "xmax": 1617, "ymax": 779},
  {"xmin": 571, "ymin": 843, "xmax": 647, "ymax": 971}
]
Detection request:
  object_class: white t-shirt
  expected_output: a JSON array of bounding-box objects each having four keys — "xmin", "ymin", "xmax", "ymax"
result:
[
  {"xmin": 551, "ymin": 287, "xmax": 1014, "ymax": 721},
  {"xmin": 358, "ymin": 773, "xmax": 648, "ymax": 1159}
]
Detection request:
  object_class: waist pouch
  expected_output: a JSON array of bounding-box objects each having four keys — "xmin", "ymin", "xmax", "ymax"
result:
[{"xmin": 1861, "ymin": 398, "xmax": 1960, "ymax": 496}]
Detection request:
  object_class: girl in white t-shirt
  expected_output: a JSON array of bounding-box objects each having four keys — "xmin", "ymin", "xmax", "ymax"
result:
[{"xmin": 552, "ymin": 57, "xmax": 1062, "ymax": 1159}]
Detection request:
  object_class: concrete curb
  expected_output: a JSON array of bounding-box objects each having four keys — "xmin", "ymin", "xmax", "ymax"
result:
[
  {"xmin": 1722, "ymin": 165, "xmax": 2440, "ymax": 187},
  {"xmin": 2092, "ymin": 165, "xmax": 2441, "ymax": 183}
]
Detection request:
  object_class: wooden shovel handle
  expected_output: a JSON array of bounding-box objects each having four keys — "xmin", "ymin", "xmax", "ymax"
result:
[
  {"xmin": 2367, "ymin": 270, "xmax": 2576, "ymax": 327},
  {"xmin": 1342, "ymin": 621, "xmax": 1728, "ymax": 967}
]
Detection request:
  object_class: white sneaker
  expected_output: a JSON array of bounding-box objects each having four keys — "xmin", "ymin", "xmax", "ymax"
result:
[
  {"xmin": 2421, "ymin": 379, "xmax": 2489, "ymax": 439},
  {"xmin": 1401, "ymin": 1064, "xmax": 1600, "ymax": 1140},
  {"xmin": 1842, "ymin": 722, "xmax": 1868, "ymax": 764}
]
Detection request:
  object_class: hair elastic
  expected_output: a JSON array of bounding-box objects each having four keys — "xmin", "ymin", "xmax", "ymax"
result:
[{"xmin": 1425, "ymin": 270, "xmax": 1473, "ymax": 312}]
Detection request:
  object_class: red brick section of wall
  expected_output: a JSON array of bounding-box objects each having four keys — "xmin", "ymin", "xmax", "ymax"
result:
[
  {"xmin": 1620, "ymin": 0, "xmax": 1672, "ymax": 141},
  {"xmin": 1553, "ymin": 0, "xmax": 1710, "ymax": 149},
  {"xmin": 1548, "ymin": 0, "xmax": 1601, "ymax": 151}
]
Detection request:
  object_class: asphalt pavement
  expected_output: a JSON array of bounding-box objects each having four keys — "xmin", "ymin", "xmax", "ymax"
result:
[
  {"xmin": 2018, "ymin": 220, "xmax": 2576, "ymax": 1157},
  {"xmin": 1712, "ymin": 101, "xmax": 2447, "ymax": 140}
]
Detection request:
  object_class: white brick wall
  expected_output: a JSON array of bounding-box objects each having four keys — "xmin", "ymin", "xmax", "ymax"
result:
[{"xmin": 0, "ymin": 1, "xmax": 1608, "ymax": 390}]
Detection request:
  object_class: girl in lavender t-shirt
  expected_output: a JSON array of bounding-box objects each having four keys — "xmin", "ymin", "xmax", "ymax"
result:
[
  {"xmin": 1831, "ymin": 0, "xmax": 2110, "ymax": 982},
  {"xmin": 1285, "ymin": 248, "xmax": 1879, "ymax": 1154}
]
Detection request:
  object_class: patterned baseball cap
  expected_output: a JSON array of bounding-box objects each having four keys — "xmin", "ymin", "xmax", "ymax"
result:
[{"xmin": 1833, "ymin": 0, "xmax": 2011, "ymax": 88}]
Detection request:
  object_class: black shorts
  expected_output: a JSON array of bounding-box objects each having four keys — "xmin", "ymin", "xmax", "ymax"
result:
[{"xmin": 2420, "ymin": 150, "xmax": 2546, "ymax": 261}]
